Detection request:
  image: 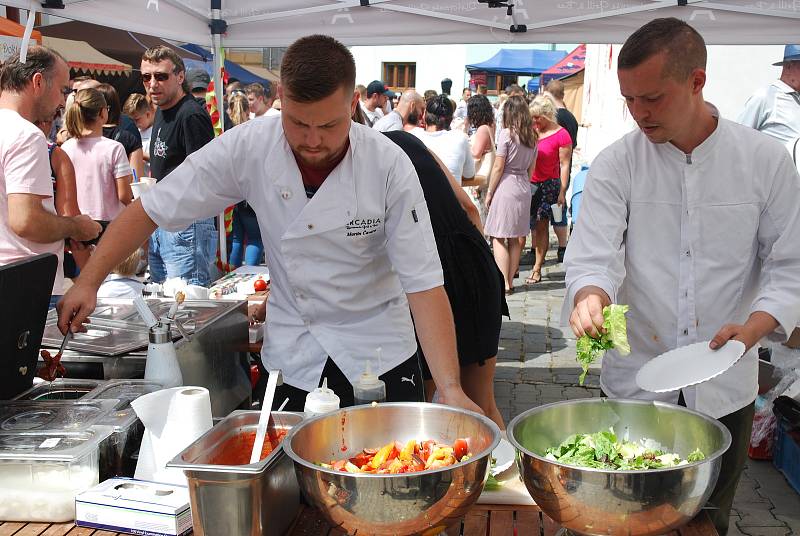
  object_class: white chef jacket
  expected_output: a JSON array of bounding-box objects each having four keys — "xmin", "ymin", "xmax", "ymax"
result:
[
  {"xmin": 561, "ymin": 111, "xmax": 800, "ymax": 419},
  {"xmin": 141, "ymin": 117, "xmax": 444, "ymax": 391},
  {"xmin": 737, "ymin": 80, "xmax": 800, "ymax": 151}
]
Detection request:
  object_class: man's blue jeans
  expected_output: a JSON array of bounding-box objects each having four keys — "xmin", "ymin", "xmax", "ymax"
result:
[
  {"xmin": 230, "ymin": 206, "xmax": 264, "ymax": 267},
  {"xmin": 149, "ymin": 219, "xmax": 218, "ymax": 287}
]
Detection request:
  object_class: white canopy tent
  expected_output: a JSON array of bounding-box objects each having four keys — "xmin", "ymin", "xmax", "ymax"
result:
[{"xmin": 3, "ymin": 0, "xmax": 800, "ymax": 47}]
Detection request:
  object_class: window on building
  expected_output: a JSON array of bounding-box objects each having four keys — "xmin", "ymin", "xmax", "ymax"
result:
[{"xmin": 382, "ymin": 62, "xmax": 416, "ymax": 90}]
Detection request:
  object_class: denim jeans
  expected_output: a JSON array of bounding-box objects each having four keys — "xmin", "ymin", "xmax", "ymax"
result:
[
  {"xmin": 149, "ymin": 218, "xmax": 218, "ymax": 286},
  {"xmin": 230, "ymin": 206, "xmax": 264, "ymax": 267}
]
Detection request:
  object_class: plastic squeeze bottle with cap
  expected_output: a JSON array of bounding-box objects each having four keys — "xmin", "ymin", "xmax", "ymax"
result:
[
  {"xmin": 353, "ymin": 349, "xmax": 387, "ymax": 405},
  {"xmin": 303, "ymin": 378, "xmax": 340, "ymax": 419}
]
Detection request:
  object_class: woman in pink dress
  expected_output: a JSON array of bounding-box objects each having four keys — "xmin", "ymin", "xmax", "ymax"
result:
[
  {"xmin": 484, "ymin": 96, "xmax": 538, "ymax": 294},
  {"xmin": 526, "ymin": 96, "xmax": 573, "ymax": 284}
]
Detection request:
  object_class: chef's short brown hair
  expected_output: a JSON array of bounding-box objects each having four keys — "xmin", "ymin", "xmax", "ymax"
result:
[
  {"xmin": 618, "ymin": 17, "xmax": 706, "ymax": 81},
  {"xmin": 280, "ymin": 35, "xmax": 355, "ymax": 103}
]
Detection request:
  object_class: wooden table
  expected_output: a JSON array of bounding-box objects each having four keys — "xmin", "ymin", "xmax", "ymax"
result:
[{"xmin": 1, "ymin": 505, "xmax": 719, "ymax": 535}]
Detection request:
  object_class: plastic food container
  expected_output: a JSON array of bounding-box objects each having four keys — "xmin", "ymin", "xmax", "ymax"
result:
[
  {"xmin": 0, "ymin": 399, "xmax": 119, "ymax": 432},
  {"xmin": 168, "ymin": 411, "xmax": 302, "ymax": 536},
  {"xmin": 0, "ymin": 426, "xmax": 112, "ymax": 522},
  {"xmin": 13, "ymin": 379, "xmax": 108, "ymax": 401},
  {"xmin": 85, "ymin": 380, "xmax": 163, "ymax": 479}
]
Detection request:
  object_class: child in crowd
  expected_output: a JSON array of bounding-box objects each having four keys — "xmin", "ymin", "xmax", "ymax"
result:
[
  {"xmin": 62, "ymin": 88, "xmax": 133, "ymax": 222},
  {"xmin": 123, "ymin": 93, "xmax": 155, "ymax": 175},
  {"xmin": 97, "ymin": 248, "xmax": 145, "ymax": 299}
]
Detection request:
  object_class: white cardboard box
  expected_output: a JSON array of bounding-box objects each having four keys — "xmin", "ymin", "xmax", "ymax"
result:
[{"xmin": 75, "ymin": 478, "xmax": 192, "ymax": 536}]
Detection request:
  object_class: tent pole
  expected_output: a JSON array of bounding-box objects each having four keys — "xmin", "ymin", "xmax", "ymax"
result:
[
  {"xmin": 19, "ymin": 1, "xmax": 38, "ymax": 62},
  {"xmin": 211, "ymin": 0, "xmax": 228, "ymax": 267}
]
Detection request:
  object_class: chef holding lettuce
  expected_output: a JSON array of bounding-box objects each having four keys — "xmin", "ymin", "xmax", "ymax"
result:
[{"xmin": 562, "ymin": 19, "xmax": 800, "ymax": 536}]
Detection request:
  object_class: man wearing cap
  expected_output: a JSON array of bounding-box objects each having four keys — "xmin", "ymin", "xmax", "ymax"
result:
[
  {"xmin": 738, "ymin": 45, "xmax": 800, "ymax": 156},
  {"xmin": 361, "ymin": 80, "xmax": 395, "ymax": 127},
  {"xmin": 185, "ymin": 68, "xmax": 211, "ymax": 107}
]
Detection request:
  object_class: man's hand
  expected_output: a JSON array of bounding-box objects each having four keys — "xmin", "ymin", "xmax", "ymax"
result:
[
  {"xmin": 710, "ymin": 311, "xmax": 779, "ymax": 352},
  {"xmin": 56, "ymin": 282, "xmax": 99, "ymax": 334},
  {"xmin": 248, "ymin": 299, "xmax": 267, "ymax": 325},
  {"xmin": 557, "ymin": 191, "xmax": 567, "ymax": 207},
  {"xmin": 437, "ymin": 386, "xmax": 484, "ymax": 415},
  {"xmin": 69, "ymin": 215, "xmax": 102, "ymax": 242},
  {"xmin": 569, "ymin": 285, "xmax": 611, "ymax": 339}
]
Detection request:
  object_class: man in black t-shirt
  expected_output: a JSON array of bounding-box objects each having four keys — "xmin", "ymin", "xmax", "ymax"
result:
[
  {"xmin": 544, "ymin": 79, "xmax": 579, "ymax": 262},
  {"xmin": 141, "ymin": 46, "xmax": 216, "ymax": 286}
]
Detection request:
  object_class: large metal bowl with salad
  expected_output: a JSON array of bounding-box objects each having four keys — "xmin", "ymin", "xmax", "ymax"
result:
[
  {"xmin": 283, "ymin": 402, "xmax": 501, "ymax": 535},
  {"xmin": 508, "ymin": 398, "xmax": 731, "ymax": 536}
]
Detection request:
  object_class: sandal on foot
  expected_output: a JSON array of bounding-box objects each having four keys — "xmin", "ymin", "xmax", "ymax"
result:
[{"xmin": 525, "ymin": 271, "xmax": 542, "ymax": 285}]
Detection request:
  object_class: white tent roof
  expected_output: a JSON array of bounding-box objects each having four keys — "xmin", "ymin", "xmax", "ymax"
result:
[{"xmin": 5, "ymin": 0, "xmax": 800, "ymax": 46}]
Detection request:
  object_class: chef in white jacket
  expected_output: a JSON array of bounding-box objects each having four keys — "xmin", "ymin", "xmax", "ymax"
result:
[
  {"xmin": 563, "ymin": 19, "xmax": 800, "ymax": 536},
  {"xmin": 57, "ymin": 35, "xmax": 481, "ymax": 414}
]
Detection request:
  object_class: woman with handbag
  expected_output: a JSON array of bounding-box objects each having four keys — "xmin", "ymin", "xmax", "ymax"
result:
[{"xmin": 466, "ymin": 94, "xmax": 496, "ymax": 228}]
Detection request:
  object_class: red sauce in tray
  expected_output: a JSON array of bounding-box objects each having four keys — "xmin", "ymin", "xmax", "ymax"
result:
[{"xmin": 209, "ymin": 429, "xmax": 288, "ymax": 465}]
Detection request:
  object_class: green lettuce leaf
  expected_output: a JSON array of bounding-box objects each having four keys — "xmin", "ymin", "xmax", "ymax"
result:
[{"xmin": 575, "ymin": 304, "xmax": 630, "ymax": 385}]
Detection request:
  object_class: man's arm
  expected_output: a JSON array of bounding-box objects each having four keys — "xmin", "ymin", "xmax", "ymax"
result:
[
  {"xmin": 407, "ymin": 286, "xmax": 482, "ymax": 413},
  {"xmin": 561, "ymin": 151, "xmax": 630, "ymax": 338},
  {"xmin": 57, "ymin": 200, "xmax": 156, "ymax": 333},
  {"xmin": 8, "ymin": 193, "xmax": 100, "ymax": 243},
  {"xmin": 51, "ymin": 147, "xmax": 80, "ymax": 217}
]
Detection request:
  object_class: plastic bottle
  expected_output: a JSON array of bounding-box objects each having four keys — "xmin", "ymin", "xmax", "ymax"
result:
[
  {"xmin": 304, "ymin": 377, "xmax": 340, "ymax": 419},
  {"xmin": 353, "ymin": 360, "xmax": 386, "ymax": 405},
  {"xmin": 143, "ymin": 325, "xmax": 183, "ymax": 388}
]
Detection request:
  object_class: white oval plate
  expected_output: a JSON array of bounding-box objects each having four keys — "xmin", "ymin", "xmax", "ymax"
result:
[
  {"xmin": 636, "ymin": 340, "xmax": 746, "ymax": 393},
  {"xmin": 491, "ymin": 437, "xmax": 515, "ymax": 476}
]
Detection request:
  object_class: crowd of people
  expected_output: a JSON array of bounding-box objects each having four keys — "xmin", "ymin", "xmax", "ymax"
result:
[{"xmin": 1, "ymin": 24, "xmax": 799, "ymax": 536}]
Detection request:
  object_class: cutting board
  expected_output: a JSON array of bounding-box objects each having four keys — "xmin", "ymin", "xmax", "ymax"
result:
[{"xmin": 477, "ymin": 465, "xmax": 536, "ymax": 506}]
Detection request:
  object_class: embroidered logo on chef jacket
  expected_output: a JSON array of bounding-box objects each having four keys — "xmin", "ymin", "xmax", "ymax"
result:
[{"xmin": 345, "ymin": 217, "xmax": 382, "ymax": 238}]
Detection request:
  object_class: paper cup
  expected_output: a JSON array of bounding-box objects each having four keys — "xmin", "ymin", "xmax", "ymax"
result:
[
  {"xmin": 551, "ymin": 203, "xmax": 563, "ymax": 222},
  {"xmin": 130, "ymin": 180, "xmax": 155, "ymax": 200}
]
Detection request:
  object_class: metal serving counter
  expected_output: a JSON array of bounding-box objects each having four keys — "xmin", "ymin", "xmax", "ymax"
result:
[{"xmin": 40, "ymin": 299, "xmax": 251, "ymax": 418}]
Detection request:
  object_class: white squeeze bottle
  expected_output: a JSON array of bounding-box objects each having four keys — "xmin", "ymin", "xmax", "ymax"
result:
[
  {"xmin": 353, "ymin": 347, "xmax": 387, "ymax": 405},
  {"xmin": 303, "ymin": 377, "xmax": 340, "ymax": 419}
]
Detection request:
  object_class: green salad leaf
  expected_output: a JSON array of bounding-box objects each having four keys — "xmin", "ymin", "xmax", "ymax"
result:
[
  {"xmin": 576, "ymin": 304, "xmax": 630, "ymax": 384},
  {"xmin": 544, "ymin": 429, "xmax": 704, "ymax": 470}
]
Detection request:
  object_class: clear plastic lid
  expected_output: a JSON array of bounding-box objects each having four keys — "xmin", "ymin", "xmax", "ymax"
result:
[
  {"xmin": 84, "ymin": 380, "xmax": 162, "ymax": 409},
  {"xmin": 0, "ymin": 426, "xmax": 113, "ymax": 461},
  {"xmin": 95, "ymin": 407, "xmax": 140, "ymax": 433},
  {"xmin": 0, "ymin": 400, "xmax": 118, "ymax": 433}
]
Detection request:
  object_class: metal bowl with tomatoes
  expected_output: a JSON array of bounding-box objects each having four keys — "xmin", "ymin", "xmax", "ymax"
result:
[{"xmin": 283, "ymin": 402, "xmax": 501, "ymax": 536}]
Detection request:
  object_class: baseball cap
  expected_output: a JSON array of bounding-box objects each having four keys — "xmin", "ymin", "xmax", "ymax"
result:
[
  {"xmin": 773, "ymin": 44, "xmax": 800, "ymax": 66},
  {"xmin": 186, "ymin": 69, "xmax": 211, "ymax": 91},
  {"xmin": 366, "ymin": 80, "xmax": 396, "ymax": 98}
]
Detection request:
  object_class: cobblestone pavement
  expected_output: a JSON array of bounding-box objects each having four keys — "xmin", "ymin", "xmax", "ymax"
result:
[{"xmin": 496, "ymin": 249, "xmax": 800, "ymax": 535}]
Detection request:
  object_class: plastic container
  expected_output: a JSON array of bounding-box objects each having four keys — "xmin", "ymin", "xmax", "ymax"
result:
[
  {"xmin": 84, "ymin": 379, "xmax": 163, "ymax": 409},
  {"xmin": 144, "ymin": 326, "xmax": 183, "ymax": 389},
  {"xmin": 772, "ymin": 396, "xmax": 800, "ymax": 495},
  {"xmin": 167, "ymin": 410, "xmax": 302, "ymax": 536},
  {"xmin": 0, "ymin": 426, "xmax": 112, "ymax": 522},
  {"xmin": 352, "ymin": 361, "xmax": 386, "ymax": 405},
  {"xmin": 0, "ymin": 399, "xmax": 119, "ymax": 432},
  {"xmin": 303, "ymin": 377, "xmax": 340, "ymax": 418},
  {"xmin": 13, "ymin": 379, "xmax": 107, "ymax": 401}
]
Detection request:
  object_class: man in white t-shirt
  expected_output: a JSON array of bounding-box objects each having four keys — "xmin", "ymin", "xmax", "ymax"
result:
[
  {"xmin": 246, "ymin": 82, "xmax": 280, "ymax": 118},
  {"xmin": 360, "ymin": 80, "xmax": 395, "ymax": 127},
  {"xmin": 0, "ymin": 46, "xmax": 101, "ymax": 304},
  {"xmin": 372, "ymin": 90, "xmax": 423, "ymax": 132}
]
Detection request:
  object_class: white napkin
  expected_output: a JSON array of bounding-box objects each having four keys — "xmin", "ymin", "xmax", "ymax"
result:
[{"xmin": 132, "ymin": 387, "xmax": 213, "ymax": 485}]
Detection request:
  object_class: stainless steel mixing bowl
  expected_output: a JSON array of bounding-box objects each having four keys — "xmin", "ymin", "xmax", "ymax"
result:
[
  {"xmin": 507, "ymin": 398, "xmax": 732, "ymax": 536},
  {"xmin": 283, "ymin": 402, "xmax": 501, "ymax": 536}
]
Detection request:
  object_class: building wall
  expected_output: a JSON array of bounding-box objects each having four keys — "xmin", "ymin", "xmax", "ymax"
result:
[{"xmin": 351, "ymin": 44, "xmax": 468, "ymax": 96}]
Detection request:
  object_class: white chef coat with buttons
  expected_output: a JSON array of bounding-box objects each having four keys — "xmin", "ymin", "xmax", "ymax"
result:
[
  {"xmin": 737, "ymin": 80, "xmax": 800, "ymax": 151},
  {"xmin": 141, "ymin": 117, "xmax": 444, "ymax": 391},
  {"xmin": 561, "ymin": 112, "xmax": 800, "ymax": 419}
]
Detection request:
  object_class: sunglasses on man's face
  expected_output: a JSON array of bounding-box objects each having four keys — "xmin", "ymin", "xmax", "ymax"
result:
[{"xmin": 142, "ymin": 72, "xmax": 172, "ymax": 83}]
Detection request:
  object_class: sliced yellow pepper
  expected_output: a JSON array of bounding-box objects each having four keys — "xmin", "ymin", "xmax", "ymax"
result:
[
  {"xmin": 399, "ymin": 439, "xmax": 417, "ymax": 462},
  {"xmin": 370, "ymin": 442, "xmax": 395, "ymax": 469}
]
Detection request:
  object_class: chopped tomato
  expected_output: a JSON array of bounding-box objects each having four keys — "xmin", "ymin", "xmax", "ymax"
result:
[{"xmin": 454, "ymin": 438, "xmax": 469, "ymax": 461}]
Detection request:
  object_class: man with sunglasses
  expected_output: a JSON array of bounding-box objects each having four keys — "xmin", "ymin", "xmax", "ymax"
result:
[
  {"xmin": 141, "ymin": 46, "xmax": 216, "ymax": 287},
  {"xmin": 0, "ymin": 46, "xmax": 101, "ymax": 306}
]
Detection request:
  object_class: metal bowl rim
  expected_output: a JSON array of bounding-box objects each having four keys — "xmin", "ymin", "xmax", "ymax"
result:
[
  {"xmin": 506, "ymin": 397, "xmax": 733, "ymax": 474},
  {"xmin": 283, "ymin": 402, "xmax": 502, "ymax": 478}
]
